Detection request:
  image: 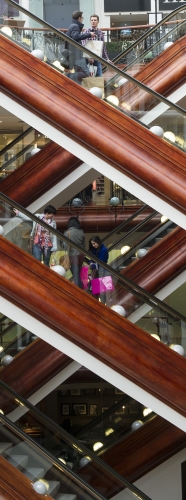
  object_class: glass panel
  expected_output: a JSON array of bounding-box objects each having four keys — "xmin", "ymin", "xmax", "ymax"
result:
[
  {"xmin": 1, "ymin": 1, "xmax": 186, "ymax": 152},
  {"xmin": 0, "ymin": 193, "xmax": 185, "ymax": 355},
  {"xmin": 108, "ymin": 218, "xmax": 176, "ymax": 272},
  {"xmin": 0, "ymin": 318, "xmax": 36, "ymax": 358},
  {"xmin": 75, "ymin": 396, "xmax": 155, "ymax": 452},
  {"xmin": 111, "ymin": 8, "xmax": 186, "ymax": 73},
  {"xmin": 0, "ymin": 417, "xmax": 105, "ymax": 500},
  {"xmin": 0, "ymin": 126, "xmax": 50, "ymax": 180},
  {"xmin": 0, "ymin": 381, "xmax": 152, "ymax": 500}
]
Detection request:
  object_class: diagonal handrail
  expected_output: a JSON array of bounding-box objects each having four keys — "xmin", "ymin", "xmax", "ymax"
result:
[
  {"xmin": 0, "ymin": 379, "xmax": 152, "ymax": 500},
  {"xmin": 1, "ymin": 0, "xmax": 186, "ymax": 118},
  {"xmin": 1, "ymin": 191, "xmax": 186, "ymax": 324}
]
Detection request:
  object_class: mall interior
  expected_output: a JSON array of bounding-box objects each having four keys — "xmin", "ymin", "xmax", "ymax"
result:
[{"xmin": 0, "ymin": 0, "xmax": 186, "ymax": 499}]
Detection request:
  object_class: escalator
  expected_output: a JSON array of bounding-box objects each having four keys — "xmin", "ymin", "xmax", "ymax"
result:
[
  {"xmin": 0, "ymin": 2, "xmax": 186, "ymax": 230},
  {"xmin": 0, "ymin": 380, "xmax": 153, "ymax": 500},
  {"xmin": 0, "ymin": 195, "xmax": 186, "ymax": 431}
]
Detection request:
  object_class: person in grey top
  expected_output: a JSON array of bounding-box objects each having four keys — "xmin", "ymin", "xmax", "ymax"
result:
[{"xmin": 63, "ymin": 216, "xmax": 85, "ymax": 288}]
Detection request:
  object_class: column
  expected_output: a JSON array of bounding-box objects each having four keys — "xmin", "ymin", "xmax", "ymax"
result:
[{"xmin": 79, "ymin": 0, "xmax": 94, "ymax": 29}]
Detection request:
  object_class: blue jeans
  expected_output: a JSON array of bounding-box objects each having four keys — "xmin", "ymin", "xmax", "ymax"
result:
[
  {"xmin": 33, "ymin": 244, "xmax": 51, "ymax": 266},
  {"xmin": 94, "ymin": 61, "xmax": 102, "ymax": 76}
]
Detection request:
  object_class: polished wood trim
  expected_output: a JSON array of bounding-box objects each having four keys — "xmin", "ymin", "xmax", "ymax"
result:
[
  {"xmin": 115, "ymin": 36, "xmax": 186, "ymax": 102},
  {"xmin": 98, "ymin": 415, "xmax": 186, "ymax": 483},
  {"xmin": 0, "ymin": 36, "xmax": 185, "ymax": 215},
  {"xmin": 0, "ymin": 238, "xmax": 186, "ymax": 418},
  {"xmin": 0, "ymin": 456, "xmax": 51, "ymax": 499},
  {"xmin": 116, "ymin": 226, "xmax": 186, "ymax": 310},
  {"xmin": 55, "ymin": 206, "xmax": 161, "ymax": 232},
  {"xmin": 0, "ymin": 141, "xmax": 82, "ymax": 207},
  {"xmin": 0, "ymin": 339, "xmax": 71, "ymax": 412}
]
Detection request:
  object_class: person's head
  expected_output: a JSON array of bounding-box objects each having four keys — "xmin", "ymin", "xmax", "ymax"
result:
[
  {"xmin": 90, "ymin": 14, "xmax": 99, "ymax": 30},
  {"xmin": 67, "ymin": 216, "xmax": 81, "ymax": 229},
  {"xmin": 90, "ymin": 235, "xmax": 102, "ymax": 250},
  {"xmin": 44, "ymin": 205, "xmax": 57, "ymax": 220},
  {"xmin": 72, "ymin": 10, "xmax": 83, "ymax": 22},
  {"xmin": 61, "ymin": 418, "xmax": 72, "ymax": 433}
]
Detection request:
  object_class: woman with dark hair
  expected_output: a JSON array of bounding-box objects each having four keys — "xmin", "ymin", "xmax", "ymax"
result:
[
  {"xmin": 64, "ymin": 217, "xmax": 85, "ymax": 288},
  {"xmin": 89, "ymin": 235, "xmax": 108, "ymax": 303},
  {"xmin": 14, "ymin": 205, "xmax": 57, "ymax": 266}
]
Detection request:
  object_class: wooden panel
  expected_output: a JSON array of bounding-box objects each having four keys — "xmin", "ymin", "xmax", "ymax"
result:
[
  {"xmin": 55, "ymin": 206, "xmax": 161, "ymax": 232},
  {"xmin": 0, "ymin": 339, "xmax": 71, "ymax": 412},
  {"xmin": 116, "ymin": 226, "xmax": 186, "ymax": 310},
  {"xmin": 97, "ymin": 415, "xmax": 186, "ymax": 483},
  {"xmin": 0, "ymin": 238, "xmax": 186, "ymax": 418},
  {"xmin": 116, "ymin": 36, "xmax": 186, "ymax": 100},
  {"xmin": 0, "ymin": 36, "xmax": 185, "ymax": 215},
  {"xmin": 0, "ymin": 456, "xmax": 51, "ymax": 499},
  {"xmin": 0, "ymin": 141, "xmax": 82, "ymax": 207}
]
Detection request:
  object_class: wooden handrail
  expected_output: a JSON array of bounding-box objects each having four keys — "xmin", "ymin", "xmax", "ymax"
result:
[
  {"xmin": 97, "ymin": 415, "xmax": 186, "ymax": 483},
  {"xmin": 0, "ymin": 141, "xmax": 82, "ymax": 206},
  {"xmin": 0, "ymin": 35, "xmax": 185, "ymax": 216},
  {"xmin": 0, "ymin": 237, "xmax": 186, "ymax": 418},
  {"xmin": 116, "ymin": 226, "xmax": 186, "ymax": 310},
  {"xmin": 0, "ymin": 456, "xmax": 51, "ymax": 499},
  {"xmin": 114, "ymin": 36, "xmax": 186, "ymax": 109},
  {"xmin": 0, "ymin": 338, "xmax": 71, "ymax": 412}
]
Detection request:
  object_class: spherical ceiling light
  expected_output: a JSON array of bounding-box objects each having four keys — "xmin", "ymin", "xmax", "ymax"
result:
[
  {"xmin": 163, "ymin": 131, "xmax": 175, "ymax": 143},
  {"xmin": 1, "ymin": 355, "xmax": 13, "ymax": 366},
  {"xmin": 143, "ymin": 407, "xmax": 152, "ymax": 417},
  {"xmin": 53, "ymin": 60, "xmax": 64, "ymax": 71},
  {"xmin": 31, "ymin": 148, "xmax": 41, "ymax": 156},
  {"xmin": 121, "ymin": 245, "xmax": 130, "ymax": 255},
  {"xmin": 110, "ymin": 197, "xmax": 120, "ymax": 206},
  {"xmin": 52, "ymin": 265, "xmax": 66, "ymax": 277},
  {"xmin": 150, "ymin": 333, "xmax": 161, "ymax": 341},
  {"xmin": 33, "ymin": 480, "xmax": 47, "ymax": 494},
  {"xmin": 1, "ymin": 26, "xmax": 12, "ymax": 37},
  {"xmin": 161, "ymin": 215, "xmax": 169, "ymax": 223},
  {"xmin": 106, "ymin": 95, "xmax": 119, "ymax": 106},
  {"xmin": 89, "ymin": 87, "xmax": 102, "ymax": 98},
  {"xmin": 31, "ymin": 49, "xmax": 44, "ymax": 61},
  {"xmin": 164, "ymin": 41, "xmax": 173, "ymax": 50},
  {"xmin": 0, "ymin": 225, "xmax": 4, "ymax": 236},
  {"xmin": 72, "ymin": 198, "xmax": 83, "ymax": 207},
  {"xmin": 79, "ymin": 456, "xmax": 91, "ymax": 467},
  {"xmin": 137, "ymin": 248, "xmax": 148, "ymax": 258},
  {"xmin": 131, "ymin": 420, "xmax": 144, "ymax": 431},
  {"xmin": 58, "ymin": 457, "xmax": 66, "ymax": 464},
  {"xmin": 170, "ymin": 344, "xmax": 184, "ymax": 356},
  {"xmin": 121, "ymin": 102, "xmax": 131, "ymax": 111},
  {"xmin": 118, "ymin": 77, "xmax": 127, "ymax": 86},
  {"xmin": 93, "ymin": 442, "xmax": 103, "ymax": 451},
  {"xmin": 150, "ymin": 126, "xmax": 164, "ymax": 138},
  {"xmin": 111, "ymin": 305, "xmax": 126, "ymax": 317}
]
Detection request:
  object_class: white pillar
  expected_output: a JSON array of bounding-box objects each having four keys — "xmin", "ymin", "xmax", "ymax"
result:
[
  {"xmin": 79, "ymin": 0, "xmax": 94, "ymax": 29},
  {"xmin": 94, "ymin": 0, "xmax": 110, "ymax": 28}
]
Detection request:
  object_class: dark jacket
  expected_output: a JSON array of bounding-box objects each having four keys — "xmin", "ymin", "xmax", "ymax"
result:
[
  {"xmin": 91, "ymin": 244, "xmax": 108, "ymax": 265},
  {"xmin": 64, "ymin": 227, "xmax": 85, "ymax": 257},
  {"xmin": 66, "ymin": 19, "xmax": 91, "ymax": 60}
]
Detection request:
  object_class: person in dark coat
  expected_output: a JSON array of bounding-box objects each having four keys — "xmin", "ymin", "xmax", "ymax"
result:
[
  {"xmin": 66, "ymin": 10, "xmax": 95, "ymax": 82},
  {"xmin": 63, "ymin": 216, "xmax": 85, "ymax": 289}
]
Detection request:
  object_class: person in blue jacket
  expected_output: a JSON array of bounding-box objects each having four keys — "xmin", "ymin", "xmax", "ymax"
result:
[{"xmin": 89, "ymin": 235, "xmax": 109, "ymax": 303}]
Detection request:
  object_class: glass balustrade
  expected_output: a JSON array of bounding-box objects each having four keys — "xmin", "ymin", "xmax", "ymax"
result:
[
  {"xmin": 0, "ymin": 192, "xmax": 185, "ymax": 354},
  {"xmin": 0, "ymin": 317, "xmax": 36, "ymax": 358},
  {"xmin": 0, "ymin": 380, "xmax": 153, "ymax": 500},
  {"xmin": 107, "ymin": 217, "xmax": 176, "ymax": 272},
  {"xmin": 112, "ymin": 6, "xmax": 186, "ymax": 71},
  {"xmin": 0, "ymin": 126, "xmax": 50, "ymax": 180},
  {"xmin": 0, "ymin": 0, "xmax": 186, "ymax": 152}
]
